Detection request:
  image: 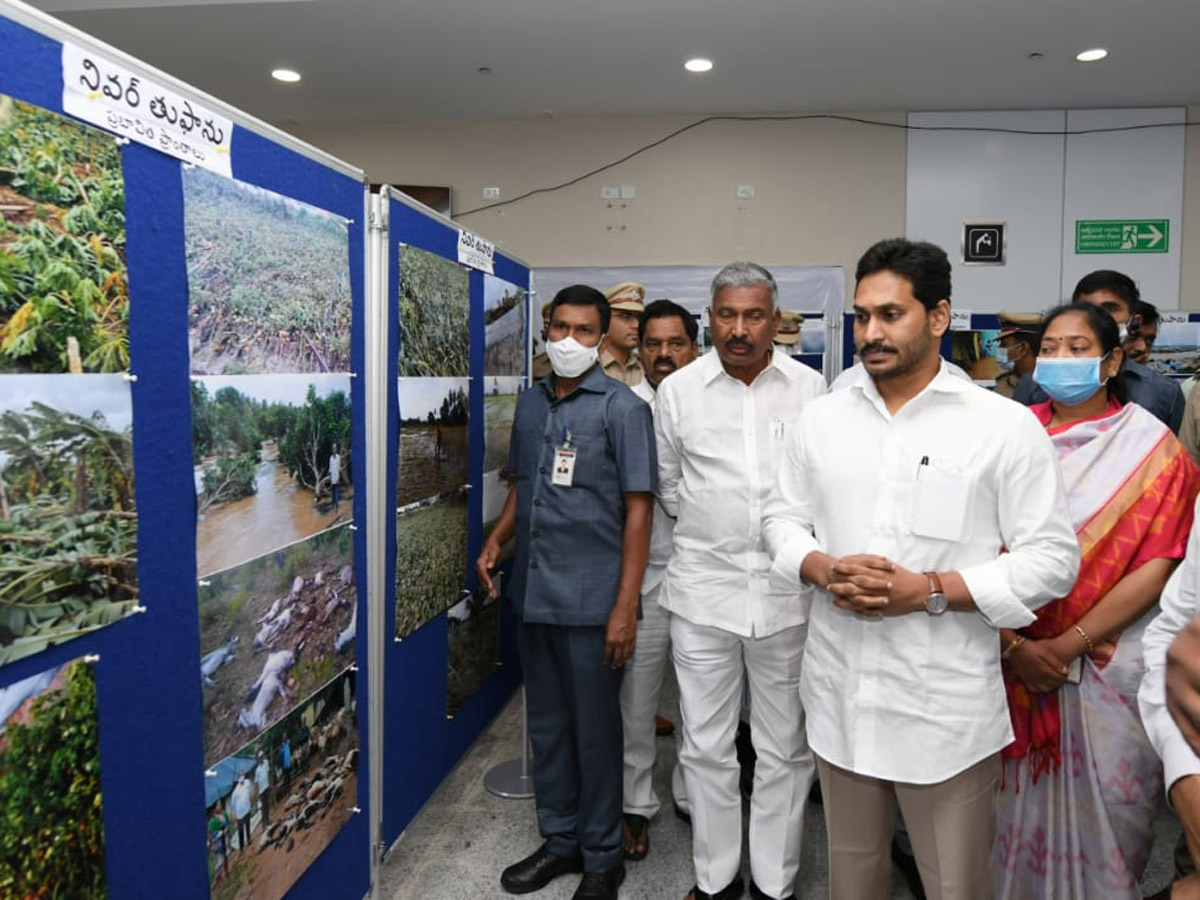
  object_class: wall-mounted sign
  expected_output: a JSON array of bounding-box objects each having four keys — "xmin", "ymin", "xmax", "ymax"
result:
[
  {"xmin": 962, "ymin": 222, "xmax": 1006, "ymax": 265},
  {"xmin": 1075, "ymin": 219, "xmax": 1169, "ymax": 254}
]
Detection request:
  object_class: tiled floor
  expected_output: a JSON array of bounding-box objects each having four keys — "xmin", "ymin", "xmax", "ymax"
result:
[{"xmin": 379, "ymin": 671, "xmax": 1181, "ymax": 899}]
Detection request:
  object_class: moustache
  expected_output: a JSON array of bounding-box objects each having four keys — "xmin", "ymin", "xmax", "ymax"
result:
[
  {"xmin": 653, "ymin": 358, "xmax": 677, "ymax": 372},
  {"xmin": 724, "ymin": 338, "xmax": 753, "ymax": 351},
  {"xmin": 859, "ymin": 343, "xmax": 897, "ymax": 356}
]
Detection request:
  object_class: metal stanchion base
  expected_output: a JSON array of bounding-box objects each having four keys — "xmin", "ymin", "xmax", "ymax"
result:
[{"xmin": 484, "ymin": 758, "xmax": 535, "ymax": 799}]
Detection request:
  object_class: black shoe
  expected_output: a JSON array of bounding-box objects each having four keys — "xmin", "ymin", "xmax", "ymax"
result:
[
  {"xmin": 501, "ymin": 844, "xmax": 584, "ymax": 894},
  {"xmin": 748, "ymin": 879, "xmax": 795, "ymax": 900},
  {"xmin": 890, "ymin": 838, "xmax": 926, "ymax": 900},
  {"xmin": 673, "ymin": 801, "xmax": 692, "ymax": 825},
  {"xmin": 572, "ymin": 864, "xmax": 625, "ymax": 900},
  {"xmin": 687, "ymin": 874, "xmax": 745, "ymax": 900}
]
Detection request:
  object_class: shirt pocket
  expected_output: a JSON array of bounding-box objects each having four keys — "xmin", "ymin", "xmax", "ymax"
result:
[
  {"xmin": 563, "ymin": 431, "xmax": 612, "ymax": 491},
  {"xmin": 910, "ymin": 457, "xmax": 973, "ymax": 542}
]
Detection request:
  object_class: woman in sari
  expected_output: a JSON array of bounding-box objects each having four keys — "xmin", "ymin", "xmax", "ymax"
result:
[{"xmin": 994, "ymin": 302, "xmax": 1200, "ymax": 899}]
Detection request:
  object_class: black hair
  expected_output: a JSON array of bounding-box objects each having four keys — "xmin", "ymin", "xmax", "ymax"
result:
[
  {"xmin": 1039, "ymin": 302, "xmax": 1129, "ymax": 404},
  {"xmin": 1131, "ymin": 298, "xmax": 1160, "ymax": 328},
  {"xmin": 855, "ymin": 238, "xmax": 951, "ymax": 311},
  {"xmin": 549, "ymin": 284, "xmax": 610, "ymax": 333},
  {"xmin": 1071, "ymin": 269, "xmax": 1139, "ymax": 311},
  {"xmin": 638, "ymin": 299, "xmax": 698, "ymax": 343}
]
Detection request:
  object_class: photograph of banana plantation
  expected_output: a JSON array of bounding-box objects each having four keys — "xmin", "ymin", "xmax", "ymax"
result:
[
  {"xmin": 0, "ymin": 657, "xmax": 106, "ymax": 900},
  {"xmin": 183, "ymin": 167, "xmax": 351, "ymax": 376},
  {"xmin": 192, "ymin": 374, "xmax": 352, "ymax": 578},
  {"xmin": 0, "ymin": 93, "xmax": 128, "ymax": 375},
  {"xmin": 0, "ymin": 374, "xmax": 136, "ymax": 668}
]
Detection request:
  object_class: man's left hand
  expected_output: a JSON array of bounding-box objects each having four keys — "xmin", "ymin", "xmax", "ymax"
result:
[{"xmin": 604, "ymin": 604, "xmax": 637, "ymax": 668}]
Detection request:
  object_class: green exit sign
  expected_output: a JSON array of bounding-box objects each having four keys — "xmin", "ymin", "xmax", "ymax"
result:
[{"xmin": 1075, "ymin": 219, "xmax": 1169, "ymax": 254}]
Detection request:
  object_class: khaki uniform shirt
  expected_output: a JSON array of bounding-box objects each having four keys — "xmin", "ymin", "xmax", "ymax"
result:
[
  {"xmin": 992, "ymin": 370, "xmax": 1020, "ymax": 399},
  {"xmin": 599, "ymin": 348, "xmax": 644, "ymax": 386}
]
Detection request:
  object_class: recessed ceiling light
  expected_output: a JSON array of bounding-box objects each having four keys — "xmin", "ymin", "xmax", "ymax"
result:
[
  {"xmin": 271, "ymin": 68, "xmax": 301, "ymax": 83},
  {"xmin": 684, "ymin": 58, "xmax": 714, "ymax": 73},
  {"xmin": 1075, "ymin": 48, "xmax": 1108, "ymax": 62}
]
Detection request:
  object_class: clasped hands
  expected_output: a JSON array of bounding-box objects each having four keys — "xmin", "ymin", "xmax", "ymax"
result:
[{"xmin": 805, "ymin": 553, "xmax": 928, "ymax": 618}]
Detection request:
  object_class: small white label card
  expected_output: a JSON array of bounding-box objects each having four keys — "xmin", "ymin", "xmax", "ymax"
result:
[
  {"xmin": 62, "ymin": 42, "xmax": 233, "ymax": 176},
  {"xmin": 457, "ymin": 229, "xmax": 495, "ymax": 274},
  {"xmin": 950, "ymin": 309, "xmax": 973, "ymax": 331},
  {"xmin": 551, "ymin": 448, "xmax": 576, "ymax": 487}
]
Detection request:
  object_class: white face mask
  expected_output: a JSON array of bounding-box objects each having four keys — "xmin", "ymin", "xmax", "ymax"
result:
[{"xmin": 546, "ymin": 336, "xmax": 599, "ymax": 378}]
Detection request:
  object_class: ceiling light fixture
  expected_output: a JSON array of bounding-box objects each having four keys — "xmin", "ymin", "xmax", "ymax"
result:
[
  {"xmin": 1075, "ymin": 48, "xmax": 1108, "ymax": 62},
  {"xmin": 684, "ymin": 58, "xmax": 714, "ymax": 73},
  {"xmin": 271, "ymin": 68, "xmax": 301, "ymax": 83}
]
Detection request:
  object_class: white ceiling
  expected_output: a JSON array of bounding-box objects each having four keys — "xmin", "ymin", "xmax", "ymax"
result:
[{"xmin": 28, "ymin": 0, "xmax": 1200, "ymax": 127}]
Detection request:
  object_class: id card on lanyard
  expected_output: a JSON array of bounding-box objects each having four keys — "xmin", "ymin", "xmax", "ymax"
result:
[{"xmin": 552, "ymin": 427, "xmax": 576, "ymax": 487}]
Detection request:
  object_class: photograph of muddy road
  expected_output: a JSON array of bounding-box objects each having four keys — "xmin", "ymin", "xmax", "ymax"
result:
[
  {"xmin": 0, "ymin": 93, "xmax": 128, "ymax": 375},
  {"xmin": 396, "ymin": 377, "xmax": 467, "ymax": 509},
  {"xmin": 192, "ymin": 374, "xmax": 352, "ymax": 579},
  {"xmin": 0, "ymin": 374, "xmax": 137, "ymax": 667},
  {"xmin": 197, "ymin": 523, "xmax": 357, "ymax": 768},
  {"xmin": 397, "ymin": 244, "xmax": 469, "ymax": 377},
  {"xmin": 183, "ymin": 167, "xmax": 351, "ymax": 376},
  {"xmin": 483, "ymin": 273, "xmax": 525, "ymax": 377},
  {"xmin": 205, "ymin": 668, "xmax": 357, "ymax": 900},
  {"xmin": 0, "ymin": 657, "xmax": 107, "ymax": 900}
]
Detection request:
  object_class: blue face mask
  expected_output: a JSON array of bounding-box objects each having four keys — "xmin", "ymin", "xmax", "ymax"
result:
[
  {"xmin": 993, "ymin": 346, "xmax": 1010, "ymax": 368},
  {"xmin": 1033, "ymin": 355, "xmax": 1108, "ymax": 406}
]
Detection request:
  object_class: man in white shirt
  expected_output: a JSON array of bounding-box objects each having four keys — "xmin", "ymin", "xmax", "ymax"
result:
[
  {"xmin": 762, "ymin": 238, "xmax": 1079, "ymax": 900},
  {"xmin": 656, "ymin": 261, "xmax": 826, "ymax": 900},
  {"xmin": 1140, "ymin": 497, "xmax": 1200, "ymax": 899},
  {"xmin": 620, "ymin": 298, "xmax": 700, "ymax": 861}
]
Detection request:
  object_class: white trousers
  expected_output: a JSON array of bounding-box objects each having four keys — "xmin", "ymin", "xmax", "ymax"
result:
[
  {"xmin": 619, "ymin": 583, "xmax": 672, "ymax": 818},
  {"xmin": 671, "ymin": 615, "xmax": 814, "ymax": 899}
]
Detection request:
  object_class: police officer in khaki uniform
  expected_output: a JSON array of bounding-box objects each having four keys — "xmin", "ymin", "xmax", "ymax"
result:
[
  {"xmin": 992, "ymin": 312, "xmax": 1041, "ymax": 399},
  {"xmin": 532, "ymin": 300, "xmax": 554, "ymax": 380},
  {"xmin": 773, "ymin": 310, "xmax": 804, "ymax": 355},
  {"xmin": 600, "ymin": 282, "xmax": 646, "ymax": 386}
]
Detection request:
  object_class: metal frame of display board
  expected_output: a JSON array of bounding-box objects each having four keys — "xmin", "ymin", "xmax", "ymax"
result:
[{"xmin": 0, "ymin": 1, "xmax": 372, "ymax": 898}]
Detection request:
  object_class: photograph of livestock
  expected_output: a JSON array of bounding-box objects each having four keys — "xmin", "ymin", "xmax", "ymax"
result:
[
  {"xmin": 0, "ymin": 657, "xmax": 106, "ymax": 899},
  {"xmin": 204, "ymin": 666, "xmax": 357, "ymax": 900},
  {"xmin": 1147, "ymin": 321, "xmax": 1200, "ymax": 377},
  {"xmin": 0, "ymin": 93, "xmax": 128, "ymax": 375},
  {"xmin": 395, "ymin": 491, "xmax": 466, "ymax": 641},
  {"xmin": 397, "ymin": 244, "xmax": 469, "ymax": 377},
  {"xmin": 193, "ymin": 374, "xmax": 352, "ymax": 578},
  {"xmin": 0, "ymin": 374, "xmax": 137, "ymax": 668},
  {"xmin": 396, "ymin": 377, "xmax": 467, "ymax": 509},
  {"xmin": 483, "ymin": 376, "xmax": 523, "ymax": 475},
  {"xmin": 198, "ymin": 523, "xmax": 357, "ymax": 767},
  {"xmin": 183, "ymin": 167, "xmax": 351, "ymax": 375},
  {"xmin": 483, "ymin": 273, "xmax": 526, "ymax": 377},
  {"xmin": 446, "ymin": 585, "xmax": 500, "ymax": 718}
]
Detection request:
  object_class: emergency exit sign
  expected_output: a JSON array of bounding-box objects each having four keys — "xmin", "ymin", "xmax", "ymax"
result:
[{"xmin": 1075, "ymin": 219, "xmax": 1169, "ymax": 254}]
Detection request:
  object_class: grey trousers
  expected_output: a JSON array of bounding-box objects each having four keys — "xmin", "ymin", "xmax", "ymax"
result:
[{"xmin": 519, "ymin": 621, "xmax": 625, "ymax": 872}]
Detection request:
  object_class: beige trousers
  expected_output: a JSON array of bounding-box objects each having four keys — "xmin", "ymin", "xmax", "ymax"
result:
[{"xmin": 816, "ymin": 753, "xmax": 1000, "ymax": 900}]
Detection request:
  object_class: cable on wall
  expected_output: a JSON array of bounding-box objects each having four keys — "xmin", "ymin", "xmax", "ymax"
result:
[{"xmin": 453, "ymin": 113, "xmax": 1199, "ymax": 218}]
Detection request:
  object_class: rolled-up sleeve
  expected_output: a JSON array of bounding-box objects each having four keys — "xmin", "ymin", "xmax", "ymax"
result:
[
  {"xmin": 763, "ymin": 415, "xmax": 824, "ymax": 593},
  {"xmin": 654, "ymin": 381, "xmax": 683, "ymax": 517},
  {"xmin": 959, "ymin": 410, "xmax": 1080, "ymax": 628},
  {"xmin": 1140, "ymin": 508, "xmax": 1200, "ymax": 793}
]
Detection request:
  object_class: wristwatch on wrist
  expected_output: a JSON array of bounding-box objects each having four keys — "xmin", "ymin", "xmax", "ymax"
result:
[{"xmin": 924, "ymin": 571, "xmax": 949, "ymax": 616}]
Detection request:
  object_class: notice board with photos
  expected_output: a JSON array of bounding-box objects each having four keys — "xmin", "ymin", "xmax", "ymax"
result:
[{"xmin": 0, "ymin": 2, "xmax": 371, "ymax": 898}]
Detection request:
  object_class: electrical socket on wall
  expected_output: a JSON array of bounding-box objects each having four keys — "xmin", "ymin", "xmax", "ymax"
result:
[
  {"xmin": 736, "ymin": 184, "xmax": 756, "ymax": 199},
  {"xmin": 600, "ymin": 186, "xmax": 620, "ymax": 199},
  {"xmin": 482, "ymin": 186, "xmax": 501, "ymax": 200}
]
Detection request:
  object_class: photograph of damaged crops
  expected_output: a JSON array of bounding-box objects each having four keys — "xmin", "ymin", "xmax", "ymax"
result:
[
  {"xmin": 204, "ymin": 666, "xmax": 357, "ymax": 900},
  {"xmin": 446, "ymin": 583, "xmax": 500, "ymax": 718},
  {"xmin": 183, "ymin": 167, "xmax": 351, "ymax": 376},
  {"xmin": 197, "ymin": 522, "xmax": 356, "ymax": 768},
  {"xmin": 0, "ymin": 374, "xmax": 137, "ymax": 667},
  {"xmin": 0, "ymin": 93, "xmax": 128, "ymax": 376},
  {"xmin": 483, "ymin": 273, "xmax": 525, "ymax": 377},
  {"xmin": 193, "ymin": 374, "xmax": 352, "ymax": 578},
  {"xmin": 0, "ymin": 656, "xmax": 107, "ymax": 900},
  {"xmin": 397, "ymin": 243, "xmax": 469, "ymax": 377},
  {"xmin": 395, "ymin": 377, "xmax": 468, "ymax": 640}
]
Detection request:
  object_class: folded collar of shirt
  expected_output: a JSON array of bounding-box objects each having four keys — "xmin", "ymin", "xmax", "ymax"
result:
[
  {"xmin": 539, "ymin": 363, "xmax": 611, "ymax": 399},
  {"xmin": 844, "ymin": 358, "xmax": 972, "ymax": 403},
  {"xmin": 699, "ymin": 346, "xmax": 796, "ymax": 386}
]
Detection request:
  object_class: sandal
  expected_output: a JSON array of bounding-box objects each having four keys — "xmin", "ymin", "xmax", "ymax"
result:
[
  {"xmin": 684, "ymin": 874, "xmax": 745, "ymax": 900},
  {"xmin": 621, "ymin": 813, "xmax": 649, "ymax": 861}
]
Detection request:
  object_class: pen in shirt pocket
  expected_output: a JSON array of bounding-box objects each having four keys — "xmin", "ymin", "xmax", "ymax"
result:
[{"xmin": 916, "ymin": 455, "xmax": 929, "ymax": 479}]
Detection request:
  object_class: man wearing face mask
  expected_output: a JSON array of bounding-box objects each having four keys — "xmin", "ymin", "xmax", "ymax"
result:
[
  {"xmin": 656, "ymin": 262, "xmax": 826, "ymax": 900},
  {"xmin": 1012, "ymin": 269, "xmax": 1184, "ymax": 432},
  {"xmin": 990, "ymin": 312, "xmax": 1040, "ymax": 399},
  {"xmin": 479, "ymin": 284, "xmax": 656, "ymax": 900},
  {"xmin": 620, "ymin": 299, "xmax": 699, "ymax": 862}
]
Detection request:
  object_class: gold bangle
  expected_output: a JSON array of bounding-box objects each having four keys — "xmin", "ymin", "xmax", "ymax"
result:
[
  {"xmin": 1002, "ymin": 634, "xmax": 1026, "ymax": 659},
  {"xmin": 1074, "ymin": 623, "xmax": 1095, "ymax": 654}
]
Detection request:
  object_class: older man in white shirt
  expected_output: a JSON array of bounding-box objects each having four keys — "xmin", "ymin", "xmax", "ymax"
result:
[
  {"xmin": 763, "ymin": 238, "xmax": 1079, "ymax": 900},
  {"xmin": 1140, "ymin": 496, "xmax": 1200, "ymax": 899},
  {"xmin": 656, "ymin": 261, "xmax": 826, "ymax": 900}
]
